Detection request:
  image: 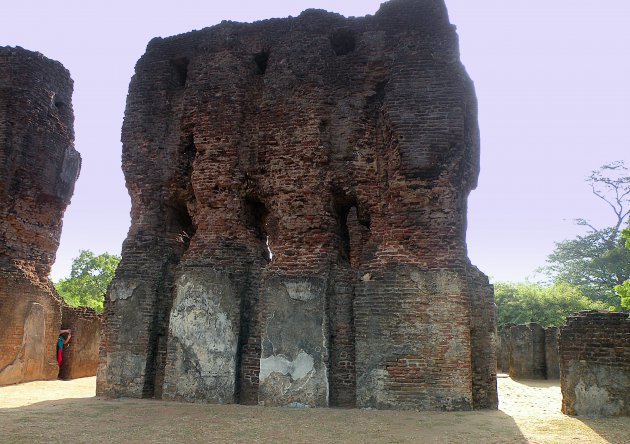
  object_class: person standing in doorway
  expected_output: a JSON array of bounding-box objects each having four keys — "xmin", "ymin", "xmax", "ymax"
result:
[{"xmin": 57, "ymin": 329, "xmax": 71, "ymax": 366}]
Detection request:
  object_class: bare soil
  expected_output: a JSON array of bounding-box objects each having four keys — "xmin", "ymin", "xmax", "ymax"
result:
[{"xmin": 1, "ymin": 375, "xmax": 629, "ymax": 443}]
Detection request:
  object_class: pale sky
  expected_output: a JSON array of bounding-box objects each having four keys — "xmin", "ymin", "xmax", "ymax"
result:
[{"xmin": 1, "ymin": 0, "xmax": 628, "ymax": 283}]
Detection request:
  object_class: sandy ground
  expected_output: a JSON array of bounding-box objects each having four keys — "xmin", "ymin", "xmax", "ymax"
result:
[{"xmin": 1, "ymin": 375, "xmax": 629, "ymax": 443}]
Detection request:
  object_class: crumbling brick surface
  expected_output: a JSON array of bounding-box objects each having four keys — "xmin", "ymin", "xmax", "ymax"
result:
[
  {"xmin": 545, "ymin": 327, "xmax": 560, "ymax": 380},
  {"xmin": 0, "ymin": 46, "xmax": 80, "ymax": 386},
  {"xmin": 98, "ymin": 0, "xmax": 497, "ymax": 410},
  {"xmin": 559, "ymin": 311, "xmax": 630, "ymax": 417},
  {"xmin": 58, "ymin": 306, "xmax": 102, "ymax": 380},
  {"xmin": 507, "ymin": 323, "xmax": 546, "ymax": 380}
]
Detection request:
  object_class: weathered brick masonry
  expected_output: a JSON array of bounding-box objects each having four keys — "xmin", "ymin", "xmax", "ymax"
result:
[
  {"xmin": 98, "ymin": 0, "xmax": 497, "ymax": 410},
  {"xmin": 559, "ymin": 311, "xmax": 630, "ymax": 417},
  {"xmin": 0, "ymin": 47, "xmax": 81, "ymax": 385},
  {"xmin": 498, "ymin": 323, "xmax": 560, "ymax": 380},
  {"xmin": 58, "ymin": 306, "xmax": 102, "ymax": 380}
]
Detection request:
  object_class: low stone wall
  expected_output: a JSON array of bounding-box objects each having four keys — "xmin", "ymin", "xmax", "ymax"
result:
[
  {"xmin": 508, "ymin": 323, "xmax": 546, "ymax": 379},
  {"xmin": 58, "ymin": 306, "xmax": 102, "ymax": 380},
  {"xmin": 497, "ymin": 323, "xmax": 560, "ymax": 379},
  {"xmin": 559, "ymin": 311, "xmax": 630, "ymax": 417},
  {"xmin": 545, "ymin": 327, "xmax": 560, "ymax": 380},
  {"xmin": 497, "ymin": 323, "xmax": 513, "ymax": 373}
]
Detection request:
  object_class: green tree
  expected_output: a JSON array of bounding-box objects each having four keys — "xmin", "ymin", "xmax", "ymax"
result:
[
  {"xmin": 494, "ymin": 281, "xmax": 607, "ymax": 327},
  {"xmin": 544, "ymin": 161, "xmax": 630, "ymax": 309},
  {"xmin": 54, "ymin": 250, "xmax": 120, "ymax": 313},
  {"xmin": 614, "ymin": 226, "xmax": 630, "ymax": 309}
]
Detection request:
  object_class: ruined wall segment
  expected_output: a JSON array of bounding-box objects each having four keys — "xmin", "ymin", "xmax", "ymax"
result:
[
  {"xmin": 58, "ymin": 306, "xmax": 101, "ymax": 380},
  {"xmin": 545, "ymin": 327, "xmax": 560, "ymax": 380},
  {"xmin": 559, "ymin": 311, "xmax": 630, "ymax": 417},
  {"xmin": 508, "ymin": 323, "xmax": 546, "ymax": 380},
  {"xmin": 98, "ymin": 0, "xmax": 496, "ymax": 410},
  {"xmin": 0, "ymin": 46, "xmax": 81, "ymax": 385}
]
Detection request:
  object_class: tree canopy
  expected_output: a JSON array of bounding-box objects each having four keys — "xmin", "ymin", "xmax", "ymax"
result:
[
  {"xmin": 54, "ymin": 250, "xmax": 120, "ymax": 313},
  {"xmin": 494, "ymin": 281, "xmax": 607, "ymax": 327},
  {"xmin": 614, "ymin": 226, "xmax": 630, "ymax": 309},
  {"xmin": 543, "ymin": 161, "xmax": 630, "ymax": 310}
]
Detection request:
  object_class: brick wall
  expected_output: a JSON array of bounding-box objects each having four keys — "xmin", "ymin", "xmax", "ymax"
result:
[
  {"xmin": 559, "ymin": 311, "xmax": 630, "ymax": 417},
  {"xmin": 0, "ymin": 46, "xmax": 80, "ymax": 385},
  {"xmin": 98, "ymin": 0, "xmax": 496, "ymax": 410},
  {"xmin": 59, "ymin": 306, "xmax": 101, "ymax": 380}
]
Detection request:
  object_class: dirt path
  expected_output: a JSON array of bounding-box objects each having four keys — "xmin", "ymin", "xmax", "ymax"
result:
[{"xmin": 1, "ymin": 375, "xmax": 629, "ymax": 443}]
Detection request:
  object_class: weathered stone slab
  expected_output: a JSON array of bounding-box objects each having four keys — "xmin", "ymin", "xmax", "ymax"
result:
[
  {"xmin": 508, "ymin": 323, "xmax": 546, "ymax": 380},
  {"xmin": 162, "ymin": 270, "xmax": 240, "ymax": 403},
  {"xmin": 259, "ymin": 276, "xmax": 328, "ymax": 407}
]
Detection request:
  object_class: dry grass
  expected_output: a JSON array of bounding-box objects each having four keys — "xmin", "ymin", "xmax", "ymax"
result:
[{"xmin": 1, "ymin": 375, "xmax": 629, "ymax": 443}]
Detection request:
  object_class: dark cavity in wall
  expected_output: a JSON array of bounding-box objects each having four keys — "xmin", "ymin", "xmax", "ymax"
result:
[
  {"xmin": 244, "ymin": 196, "xmax": 271, "ymax": 261},
  {"xmin": 254, "ymin": 50, "xmax": 269, "ymax": 75},
  {"xmin": 171, "ymin": 57, "xmax": 189, "ymax": 87},
  {"xmin": 143, "ymin": 134, "xmax": 197, "ymax": 398},
  {"xmin": 327, "ymin": 189, "xmax": 363, "ymax": 407},
  {"xmin": 235, "ymin": 195, "xmax": 271, "ymax": 404},
  {"xmin": 330, "ymin": 29, "xmax": 356, "ymax": 56}
]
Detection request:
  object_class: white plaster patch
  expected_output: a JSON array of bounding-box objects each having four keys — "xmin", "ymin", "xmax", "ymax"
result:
[
  {"xmin": 259, "ymin": 350, "xmax": 315, "ymax": 382},
  {"xmin": 284, "ymin": 281, "xmax": 318, "ymax": 302},
  {"xmin": 109, "ymin": 282, "xmax": 137, "ymax": 301},
  {"xmin": 445, "ymin": 338, "xmax": 465, "ymax": 359},
  {"xmin": 574, "ymin": 380, "xmax": 620, "ymax": 417},
  {"xmin": 169, "ymin": 277, "xmax": 237, "ymax": 379}
]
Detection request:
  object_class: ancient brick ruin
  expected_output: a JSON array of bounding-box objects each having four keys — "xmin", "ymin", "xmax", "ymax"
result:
[
  {"xmin": 559, "ymin": 311, "xmax": 630, "ymax": 417},
  {"xmin": 0, "ymin": 46, "xmax": 81, "ymax": 385},
  {"xmin": 497, "ymin": 323, "xmax": 560, "ymax": 380},
  {"xmin": 98, "ymin": 0, "xmax": 497, "ymax": 410},
  {"xmin": 58, "ymin": 306, "xmax": 102, "ymax": 380}
]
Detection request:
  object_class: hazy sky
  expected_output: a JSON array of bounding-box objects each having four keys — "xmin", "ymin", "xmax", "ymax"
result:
[{"xmin": 2, "ymin": 0, "xmax": 628, "ymax": 283}]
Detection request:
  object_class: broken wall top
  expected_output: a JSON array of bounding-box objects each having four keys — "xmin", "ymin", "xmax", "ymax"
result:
[
  {"xmin": 121, "ymin": 0, "xmax": 480, "ymax": 273},
  {"xmin": 0, "ymin": 46, "xmax": 80, "ymax": 279}
]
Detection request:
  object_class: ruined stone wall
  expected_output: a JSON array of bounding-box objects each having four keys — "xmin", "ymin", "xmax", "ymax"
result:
[
  {"xmin": 0, "ymin": 46, "xmax": 80, "ymax": 386},
  {"xmin": 499, "ymin": 323, "xmax": 559, "ymax": 379},
  {"xmin": 58, "ymin": 306, "xmax": 101, "ymax": 380},
  {"xmin": 508, "ymin": 323, "xmax": 546, "ymax": 379},
  {"xmin": 98, "ymin": 0, "xmax": 497, "ymax": 410},
  {"xmin": 497, "ymin": 324, "xmax": 513, "ymax": 373},
  {"xmin": 559, "ymin": 311, "xmax": 630, "ymax": 417},
  {"xmin": 545, "ymin": 327, "xmax": 560, "ymax": 380}
]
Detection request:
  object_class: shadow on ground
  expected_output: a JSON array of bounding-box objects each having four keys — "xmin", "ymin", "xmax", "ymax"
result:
[
  {"xmin": 0, "ymin": 396, "xmax": 529, "ymax": 444},
  {"xmin": 3, "ymin": 377, "xmax": 630, "ymax": 443}
]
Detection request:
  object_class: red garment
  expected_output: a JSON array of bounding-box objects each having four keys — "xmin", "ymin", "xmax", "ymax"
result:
[{"xmin": 57, "ymin": 348, "xmax": 63, "ymax": 366}]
